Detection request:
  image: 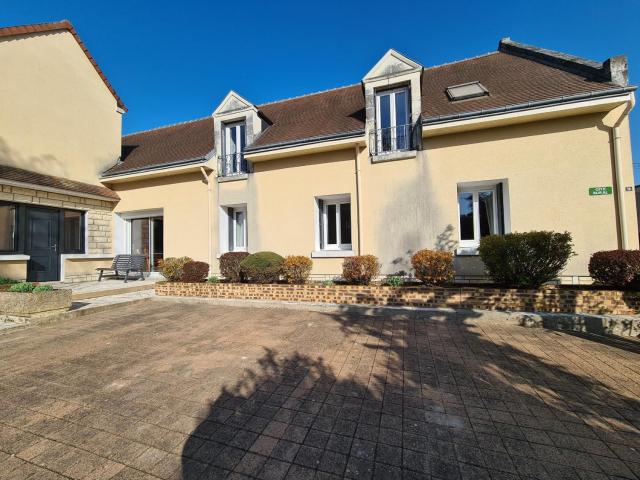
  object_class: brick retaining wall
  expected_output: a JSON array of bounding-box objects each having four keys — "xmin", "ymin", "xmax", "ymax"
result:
[{"xmin": 155, "ymin": 282, "xmax": 640, "ymax": 315}]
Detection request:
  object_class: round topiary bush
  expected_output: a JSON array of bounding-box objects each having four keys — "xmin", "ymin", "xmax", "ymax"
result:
[
  {"xmin": 181, "ymin": 261, "xmax": 210, "ymax": 282},
  {"xmin": 219, "ymin": 252, "xmax": 250, "ymax": 282},
  {"xmin": 240, "ymin": 251, "xmax": 284, "ymax": 283},
  {"xmin": 411, "ymin": 249, "xmax": 454, "ymax": 286},
  {"xmin": 588, "ymin": 250, "xmax": 640, "ymax": 287},
  {"xmin": 478, "ymin": 231, "xmax": 574, "ymax": 287},
  {"xmin": 282, "ymin": 255, "xmax": 313, "ymax": 284},
  {"xmin": 342, "ymin": 255, "xmax": 380, "ymax": 285}
]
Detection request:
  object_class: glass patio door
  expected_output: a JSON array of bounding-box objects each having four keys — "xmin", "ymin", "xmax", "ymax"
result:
[{"xmin": 130, "ymin": 217, "xmax": 163, "ymax": 271}]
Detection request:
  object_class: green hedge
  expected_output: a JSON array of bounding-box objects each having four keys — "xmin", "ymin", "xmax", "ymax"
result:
[{"xmin": 478, "ymin": 231, "xmax": 574, "ymax": 287}]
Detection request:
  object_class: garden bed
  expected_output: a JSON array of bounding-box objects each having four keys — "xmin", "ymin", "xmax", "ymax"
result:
[
  {"xmin": 155, "ymin": 282, "xmax": 640, "ymax": 316},
  {"xmin": 0, "ymin": 289, "xmax": 72, "ymax": 323}
]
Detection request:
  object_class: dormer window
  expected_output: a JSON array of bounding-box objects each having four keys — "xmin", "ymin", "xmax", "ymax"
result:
[
  {"xmin": 446, "ymin": 82, "xmax": 488, "ymax": 101},
  {"xmin": 221, "ymin": 121, "xmax": 247, "ymax": 176},
  {"xmin": 374, "ymin": 87, "xmax": 410, "ymax": 154}
]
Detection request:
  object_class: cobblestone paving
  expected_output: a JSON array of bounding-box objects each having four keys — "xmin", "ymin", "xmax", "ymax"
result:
[{"xmin": 0, "ymin": 300, "xmax": 639, "ymax": 479}]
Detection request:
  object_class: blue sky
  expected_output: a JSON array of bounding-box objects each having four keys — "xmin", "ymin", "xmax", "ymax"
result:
[{"xmin": 3, "ymin": 0, "xmax": 640, "ymax": 180}]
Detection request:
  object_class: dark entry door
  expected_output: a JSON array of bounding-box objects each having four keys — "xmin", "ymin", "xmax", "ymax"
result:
[{"xmin": 26, "ymin": 208, "xmax": 60, "ymax": 282}]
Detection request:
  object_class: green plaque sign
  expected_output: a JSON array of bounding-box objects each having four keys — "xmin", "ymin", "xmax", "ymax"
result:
[{"xmin": 589, "ymin": 186, "xmax": 613, "ymax": 196}]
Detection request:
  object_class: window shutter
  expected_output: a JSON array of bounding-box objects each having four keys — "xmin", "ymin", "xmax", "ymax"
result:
[
  {"xmin": 318, "ymin": 199, "xmax": 324, "ymax": 250},
  {"xmin": 496, "ymin": 183, "xmax": 505, "ymax": 235},
  {"xmin": 228, "ymin": 208, "xmax": 234, "ymax": 250}
]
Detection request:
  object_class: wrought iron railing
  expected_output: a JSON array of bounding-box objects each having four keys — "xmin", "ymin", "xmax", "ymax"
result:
[
  {"xmin": 219, "ymin": 153, "xmax": 248, "ymax": 177},
  {"xmin": 369, "ymin": 123, "xmax": 417, "ymax": 155}
]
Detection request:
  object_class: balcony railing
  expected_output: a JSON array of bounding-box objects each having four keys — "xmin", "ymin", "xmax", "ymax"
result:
[
  {"xmin": 219, "ymin": 153, "xmax": 248, "ymax": 177},
  {"xmin": 369, "ymin": 123, "xmax": 417, "ymax": 156}
]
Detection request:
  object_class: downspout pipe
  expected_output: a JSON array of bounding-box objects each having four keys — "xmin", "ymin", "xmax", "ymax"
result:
[
  {"xmin": 354, "ymin": 145, "xmax": 363, "ymax": 255},
  {"xmin": 200, "ymin": 166, "xmax": 213, "ymax": 272},
  {"xmin": 611, "ymin": 94, "xmax": 635, "ymax": 249}
]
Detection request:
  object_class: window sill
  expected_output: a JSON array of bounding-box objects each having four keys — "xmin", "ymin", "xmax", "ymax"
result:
[
  {"xmin": 311, "ymin": 250, "xmax": 355, "ymax": 258},
  {"xmin": 456, "ymin": 247, "xmax": 479, "ymax": 256},
  {"xmin": 371, "ymin": 150, "xmax": 417, "ymax": 163},
  {"xmin": 61, "ymin": 253, "xmax": 113, "ymax": 260},
  {"xmin": 218, "ymin": 173, "xmax": 248, "ymax": 183},
  {"xmin": 0, "ymin": 254, "xmax": 30, "ymax": 261}
]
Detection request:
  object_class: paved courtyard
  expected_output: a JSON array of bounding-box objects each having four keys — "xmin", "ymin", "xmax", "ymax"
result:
[{"xmin": 0, "ymin": 299, "xmax": 639, "ymax": 480}]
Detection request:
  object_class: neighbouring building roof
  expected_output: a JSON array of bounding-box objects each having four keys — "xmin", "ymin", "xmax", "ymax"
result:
[
  {"xmin": 0, "ymin": 20, "xmax": 126, "ymax": 111},
  {"xmin": 0, "ymin": 165, "xmax": 120, "ymax": 201},
  {"xmin": 108, "ymin": 40, "xmax": 633, "ymax": 176}
]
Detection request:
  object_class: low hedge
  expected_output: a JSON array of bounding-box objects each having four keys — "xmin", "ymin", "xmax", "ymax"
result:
[
  {"xmin": 342, "ymin": 255, "xmax": 380, "ymax": 285},
  {"xmin": 240, "ymin": 251, "xmax": 284, "ymax": 283},
  {"xmin": 220, "ymin": 252, "xmax": 250, "ymax": 282},
  {"xmin": 411, "ymin": 249, "xmax": 454, "ymax": 286},
  {"xmin": 181, "ymin": 261, "xmax": 210, "ymax": 282},
  {"xmin": 589, "ymin": 250, "xmax": 640, "ymax": 287},
  {"xmin": 479, "ymin": 231, "xmax": 574, "ymax": 287},
  {"xmin": 282, "ymin": 256, "xmax": 313, "ymax": 284}
]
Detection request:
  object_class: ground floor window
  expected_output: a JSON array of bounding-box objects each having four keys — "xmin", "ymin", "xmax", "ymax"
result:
[
  {"xmin": 62, "ymin": 210, "xmax": 84, "ymax": 253},
  {"xmin": 0, "ymin": 203, "xmax": 17, "ymax": 252},
  {"xmin": 130, "ymin": 216, "xmax": 163, "ymax": 271},
  {"xmin": 317, "ymin": 195, "xmax": 352, "ymax": 251},
  {"xmin": 220, "ymin": 205, "xmax": 247, "ymax": 253},
  {"xmin": 457, "ymin": 182, "xmax": 506, "ymax": 250}
]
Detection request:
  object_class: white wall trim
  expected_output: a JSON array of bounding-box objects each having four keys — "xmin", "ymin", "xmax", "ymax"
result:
[{"xmin": 0, "ymin": 254, "xmax": 29, "ymax": 261}]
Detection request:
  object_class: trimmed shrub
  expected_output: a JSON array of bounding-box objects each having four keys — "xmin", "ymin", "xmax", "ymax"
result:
[
  {"xmin": 478, "ymin": 231, "xmax": 574, "ymax": 287},
  {"xmin": 181, "ymin": 261, "xmax": 209, "ymax": 282},
  {"xmin": 588, "ymin": 250, "xmax": 640, "ymax": 287},
  {"xmin": 282, "ymin": 256, "xmax": 313, "ymax": 284},
  {"xmin": 342, "ymin": 255, "xmax": 380, "ymax": 285},
  {"xmin": 207, "ymin": 276, "xmax": 220, "ymax": 284},
  {"xmin": 240, "ymin": 251, "xmax": 284, "ymax": 283},
  {"xmin": 220, "ymin": 252, "xmax": 250, "ymax": 283},
  {"xmin": 0, "ymin": 277, "xmax": 17, "ymax": 285},
  {"xmin": 9, "ymin": 282, "xmax": 36, "ymax": 293},
  {"xmin": 411, "ymin": 250, "xmax": 454, "ymax": 286},
  {"xmin": 33, "ymin": 284, "xmax": 54, "ymax": 292},
  {"xmin": 158, "ymin": 256, "xmax": 192, "ymax": 281}
]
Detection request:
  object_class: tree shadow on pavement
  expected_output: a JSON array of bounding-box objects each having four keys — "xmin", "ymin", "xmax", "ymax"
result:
[{"xmin": 182, "ymin": 307, "xmax": 640, "ymax": 480}]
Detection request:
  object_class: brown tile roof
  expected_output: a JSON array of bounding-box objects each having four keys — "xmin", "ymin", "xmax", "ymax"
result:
[
  {"xmin": 420, "ymin": 51, "xmax": 617, "ymax": 121},
  {"xmin": 0, "ymin": 20, "xmax": 126, "ymax": 111},
  {"xmin": 253, "ymin": 85, "xmax": 365, "ymax": 148},
  {"xmin": 111, "ymin": 44, "xmax": 629, "ymax": 175},
  {"xmin": 0, "ymin": 165, "xmax": 119, "ymax": 200},
  {"xmin": 104, "ymin": 117, "xmax": 215, "ymax": 176}
]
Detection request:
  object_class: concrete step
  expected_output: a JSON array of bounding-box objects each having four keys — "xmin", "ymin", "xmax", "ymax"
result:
[{"xmin": 71, "ymin": 282, "xmax": 155, "ymax": 301}]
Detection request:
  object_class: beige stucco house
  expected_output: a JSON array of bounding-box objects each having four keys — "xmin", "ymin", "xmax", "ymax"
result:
[{"xmin": 0, "ymin": 20, "xmax": 637, "ymax": 283}]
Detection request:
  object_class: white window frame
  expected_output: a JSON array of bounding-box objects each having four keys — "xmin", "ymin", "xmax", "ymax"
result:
[
  {"xmin": 223, "ymin": 121, "xmax": 246, "ymax": 174},
  {"xmin": 457, "ymin": 185, "xmax": 499, "ymax": 249},
  {"xmin": 231, "ymin": 207, "xmax": 247, "ymax": 252},
  {"xmin": 319, "ymin": 196, "xmax": 352, "ymax": 251},
  {"xmin": 375, "ymin": 87, "xmax": 410, "ymax": 153}
]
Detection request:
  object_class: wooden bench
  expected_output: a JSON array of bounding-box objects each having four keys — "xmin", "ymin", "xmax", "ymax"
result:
[{"xmin": 96, "ymin": 255, "xmax": 146, "ymax": 282}]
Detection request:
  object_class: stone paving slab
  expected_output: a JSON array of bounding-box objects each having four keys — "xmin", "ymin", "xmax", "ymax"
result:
[{"xmin": 0, "ymin": 300, "xmax": 638, "ymax": 479}]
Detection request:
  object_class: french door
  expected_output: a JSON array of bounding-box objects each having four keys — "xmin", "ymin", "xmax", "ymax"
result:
[
  {"xmin": 223, "ymin": 122, "xmax": 247, "ymax": 175},
  {"xmin": 130, "ymin": 217, "xmax": 163, "ymax": 271},
  {"xmin": 375, "ymin": 88, "xmax": 410, "ymax": 153}
]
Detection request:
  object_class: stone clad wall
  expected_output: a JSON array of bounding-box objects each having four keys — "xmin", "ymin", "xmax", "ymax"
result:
[
  {"xmin": 155, "ymin": 282, "xmax": 640, "ymax": 316},
  {"xmin": 0, "ymin": 185, "xmax": 113, "ymax": 254},
  {"xmin": 0, "ymin": 185, "xmax": 114, "ymax": 281}
]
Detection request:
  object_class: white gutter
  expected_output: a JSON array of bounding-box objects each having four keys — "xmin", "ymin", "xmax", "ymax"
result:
[
  {"xmin": 200, "ymin": 166, "xmax": 213, "ymax": 272},
  {"xmin": 611, "ymin": 93, "xmax": 635, "ymax": 249},
  {"xmin": 354, "ymin": 145, "xmax": 363, "ymax": 255}
]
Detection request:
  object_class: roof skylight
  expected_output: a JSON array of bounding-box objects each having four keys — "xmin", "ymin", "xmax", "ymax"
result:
[{"xmin": 446, "ymin": 82, "xmax": 488, "ymax": 101}]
